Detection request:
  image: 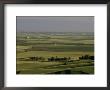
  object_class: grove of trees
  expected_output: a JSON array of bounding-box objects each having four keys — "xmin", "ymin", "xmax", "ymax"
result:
[
  {"xmin": 48, "ymin": 56, "xmax": 71, "ymax": 62},
  {"xmin": 79, "ymin": 55, "xmax": 94, "ymax": 60}
]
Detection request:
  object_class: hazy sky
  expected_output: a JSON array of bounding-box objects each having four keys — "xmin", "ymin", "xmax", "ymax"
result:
[{"xmin": 17, "ymin": 16, "xmax": 94, "ymax": 32}]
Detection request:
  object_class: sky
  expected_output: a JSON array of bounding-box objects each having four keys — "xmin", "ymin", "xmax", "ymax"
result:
[{"xmin": 16, "ymin": 16, "xmax": 94, "ymax": 32}]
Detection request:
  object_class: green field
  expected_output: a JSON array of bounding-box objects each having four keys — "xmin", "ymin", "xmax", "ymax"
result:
[{"xmin": 16, "ymin": 32, "xmax": 94, "ymax": 74}]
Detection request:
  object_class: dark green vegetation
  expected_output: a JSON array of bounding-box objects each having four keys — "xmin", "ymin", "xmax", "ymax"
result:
[{"xmin": 16, "ymin": 32, "xmax": 94, "ymax": 74}]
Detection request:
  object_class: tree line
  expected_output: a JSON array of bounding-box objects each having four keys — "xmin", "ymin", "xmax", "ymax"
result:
[
  {"xmin": 29, "ymin": 56, "xmax": 45, "ymax": 61},
  {"xmin": 48, "ymin": 56, "xmax": 71, "ymax": 62},
  {"xmin": 18, "ymin": 55, "xmax": 94, "ymax": 61},
  {"xmin": 79, "ymin": 55, "xmax": 94, "ymax": 60}
]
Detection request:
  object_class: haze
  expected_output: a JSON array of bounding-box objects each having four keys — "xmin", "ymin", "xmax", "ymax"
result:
[{"xmin": 17, "ymin": 16, "xmax": 94, "ymax": 32}]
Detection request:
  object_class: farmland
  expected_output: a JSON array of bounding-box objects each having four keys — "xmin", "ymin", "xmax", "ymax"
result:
[{"xmin": 16, "ymin": 32, "xmax": 94, "ymax": 74}]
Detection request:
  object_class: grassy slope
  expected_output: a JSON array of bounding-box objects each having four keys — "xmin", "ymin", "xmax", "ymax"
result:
[{"xmin": 17, "ymin": 60, "xmax": 94, "ymax": 74}]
